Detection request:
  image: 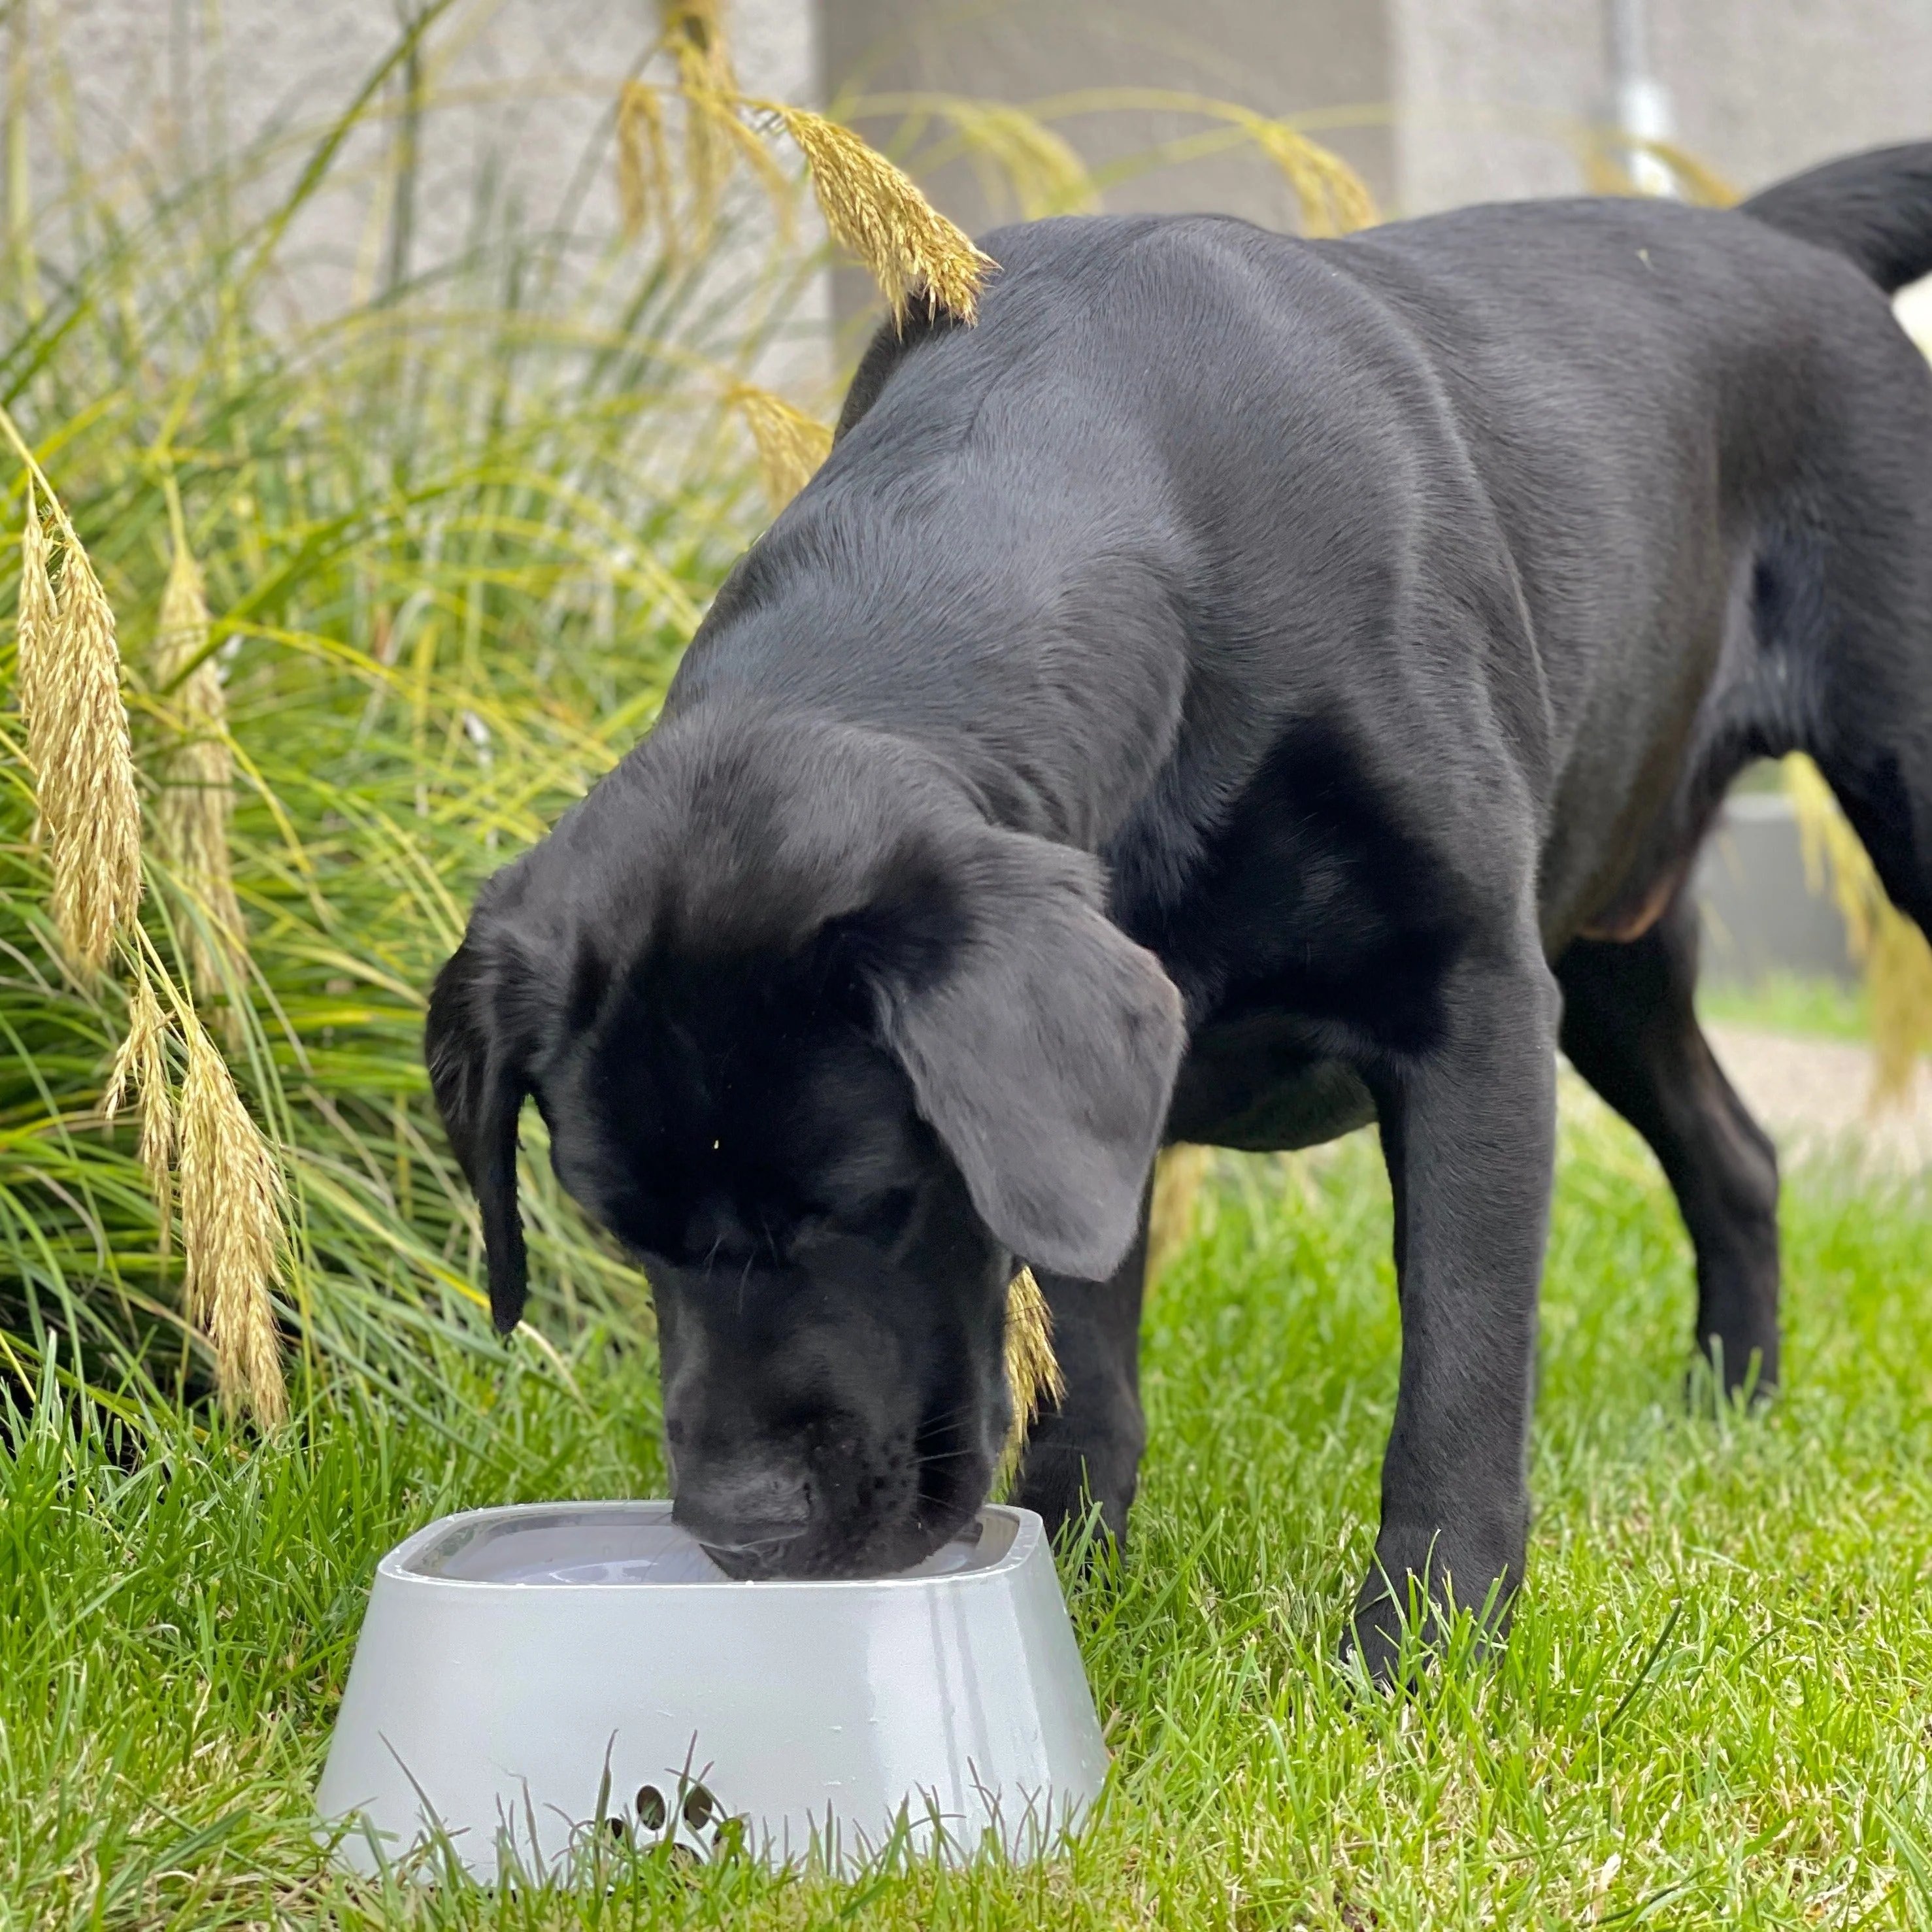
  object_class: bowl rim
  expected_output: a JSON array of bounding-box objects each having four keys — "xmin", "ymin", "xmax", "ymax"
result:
[{"xmin": 375, "ymin": 1499, "xmax": 1046, "ymax": 1594}]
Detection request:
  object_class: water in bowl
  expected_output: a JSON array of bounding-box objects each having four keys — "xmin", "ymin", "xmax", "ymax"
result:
[{"xmin": 407, "ymin": 1503, "xmax": 1014, "ymax": 1586}]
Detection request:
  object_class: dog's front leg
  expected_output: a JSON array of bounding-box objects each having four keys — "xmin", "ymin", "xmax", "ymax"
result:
[
  {"xmin": 1012, "ymin": 1203, "xmax": 1151, "ymax": 1547},
  {"xmin": 1352, "ymin": 952, "xmax": 1558, "ymax": 1683}
]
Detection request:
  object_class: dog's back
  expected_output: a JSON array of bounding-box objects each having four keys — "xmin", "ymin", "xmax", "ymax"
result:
[{"xmin": 678, "ymin": 156, "xmax": 1932, "ymax": 978}]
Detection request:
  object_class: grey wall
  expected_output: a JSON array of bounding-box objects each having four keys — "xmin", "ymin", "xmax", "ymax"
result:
[
  {"xmin": 820, "ymin": 0, "xmax": 1394, "ymax": 229},
  {"xmin": 816, "ymin": 0, "xmax": 1932, "ymax": 261},
  {"xmin": 11, "ymin": 0, "xmax": 829, "ymax": 382},
  {"xmin": 26, "ymin": 0, "xmax": 1932, "ymax": 345},
  {"xmin": 1397, "ymin": 0, "xmax": 1932, "ymax": 214},
  {"xmin": 24, "ymin": 0, "xmax": 1932, "ymax": 424},
  {"xmin": 1696, "ymin": 797, "xmax": 1856, "ymax": 987}
]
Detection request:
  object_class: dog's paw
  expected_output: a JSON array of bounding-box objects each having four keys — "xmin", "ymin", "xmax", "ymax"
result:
[
  {"xmin": 1684, "ymin": 1339, "xmax": 1778, "ymax": 1416},
  {"xmin": 1342, "ymin": 1525, "xmax": 1522, "ymax": 1689},
  {"xmin": 1010, "ymin": 1439, "xmax": 1135, "ymax": 1557},
  {"xmin": 1342, "ymin": 1586, "xmax": 1417, "ymax": 1691}
]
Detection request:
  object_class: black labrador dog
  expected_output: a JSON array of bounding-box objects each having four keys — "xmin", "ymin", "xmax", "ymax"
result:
[{"xmin": 428, "ymin": 144, "xmax": 1932, "ymax": 1676}]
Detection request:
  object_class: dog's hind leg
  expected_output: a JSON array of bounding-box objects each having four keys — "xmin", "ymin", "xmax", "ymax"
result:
[
  {"xmin": 1783, "ymin": 318, "xmax": 1932, "ymax": 940},
  {"xmin": 1807, "ymin": 624, "xmax": 1932, "ymax": 941},
  {"xmin": 1010, "ymin": 1207, "xmax": 1150, "ymax": 1548},
  {"xmin": 1556, "ymin": 890, "xmax": 1781, "ymax": 1395}
]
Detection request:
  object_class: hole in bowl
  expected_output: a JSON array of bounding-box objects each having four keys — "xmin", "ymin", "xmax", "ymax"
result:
[
  {"xmin": 682, "ymin": 1784, "xmax": 716, "ymax": 1832},
  {"xmin": 636, "ymin": 1784, "xmax": 667, "ymax": 1829}
]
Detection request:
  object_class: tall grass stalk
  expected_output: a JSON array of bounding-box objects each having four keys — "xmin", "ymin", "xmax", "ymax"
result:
[{"xmin": 0, "ymin": 5, "xmax": 816, "ymax": 1422}]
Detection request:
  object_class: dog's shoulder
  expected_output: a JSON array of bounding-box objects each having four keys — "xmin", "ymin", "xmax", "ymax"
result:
[{"xmin": 831, "ymin": 212, "xmax": 1330, "ymax": 443}]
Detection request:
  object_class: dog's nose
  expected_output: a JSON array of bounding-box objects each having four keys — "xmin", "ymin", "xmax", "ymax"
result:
[{"xmin": 672, "ymin": 1458, "xmax": 810, "ymax": 1554}]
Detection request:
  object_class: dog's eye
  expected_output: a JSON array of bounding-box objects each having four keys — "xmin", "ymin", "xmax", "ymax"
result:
[
  {"xmin": 829, "ymin": 1183, "xmax": 917, "ymax": 1246},
  {"xmin": 795, "ymin": 1182, "xmax": 918, "ymax": 1250},
  {"xmin": 866, "ymin": 1186, "xmax": 918, "ymax": 1242}
]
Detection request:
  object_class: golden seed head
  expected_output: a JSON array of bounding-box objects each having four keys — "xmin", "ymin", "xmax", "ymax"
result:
[
  {"xmin": 768, "ymin": 105, "xmax": 997, "ymax": 326},
  {"xmin": 1231, "ymin": 112, "xmax": 1378, "ymax": 238},
  {"xmin": 105, "ymin": 969, "xmax": 176, "ymax": 1255},
  {"xmin": 660, "ymin": 0, "xmax": 733, "ymax": 91},
  {"xmin": 618, "ymin": 81, "xmax": 673, "ymax": 244},
  {"xmin": 154, "ymin": 542, "xmax": 245, "ymax": 1010},
  {"xmin": 1786, "ymin": 752, "xmax": 1932, "ymax": 1107},
  {"xmin": 176, "ymin": 1008, "xmax": 288, "ymax": 1425},
  {"xmin": 939, "ymin": 102, "xmax": 1099, "ymax": 222},
  {"xmin": 999, "ymin": 1264, "xmax": 1065, "ymax": 1480},
  {"xmin": 1147, "ymin": 1143, "xmax": 1209, "ymax": 1286},
  {"xmin": 34, "ymin": 534, "xmax": 144, "ymax": 971},
  {"xmin": 724, "ymin": 383, "xmax": 834, "ymax": 513},
  {"xmin": 15, "ymin": 484, "xmax": 56, "ymax": 736},
  {"xmin": 660, "ymin": 0, "xmax": 738, "ymax": 246}
]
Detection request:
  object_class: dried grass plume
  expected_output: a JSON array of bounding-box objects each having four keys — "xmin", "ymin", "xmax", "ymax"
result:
[
  {"xmin": 622, "ymin": 1, "xmax": 785, "ymax": 253},
  {"xmin": 1147, "ymin": 1143, "xmax": 1210, "ymax": 1286},
  {"xmin": 104, "ymin": 967, "xmax": 175, "ymax": 1251},
  {"xmin": 35, "ymin": 525, "xmax": 144, "ymax": 971},
  {"xmin": 725, "ymin": 382, "xmax": 833, "ymax": 512},
  {"xmin": 938, "ymin": 101, "xmax": 1099, "ymax": 221},
  {"xmin": 763, "ymin": 103, "xmax": 997, "ymax": 325},
  {"xmin": 617, "ymin": 80, "xmax": 673, "ymax": 244},
  {"xmin": 661, "ymin": 0, "xmax": 735, "ymax": 101},
  {"xmin": 660, "ymin": 0, "xmax": 736, "ymax": 240},
  {"xmin": 14, "ymin": 483, "xmax": 55, "ymax": 746},
  {"xmin": 1786, "ymin": 753, "xmax": 1932, "ymax": 1105},
  {"xmin": 177, "ymin": 1004, "xmax": 288, "ymax": 1425},
  {"xmin": 154, "ymin": 541, "xmax": 246, "ymax": 1010},
  {"xmin": 103, "ymin": 959, "xmax": 287, "ymax": 1424},
  {"xmin": 8, "ymin": 456, "xmax": 144, "ymax": 970},
  {"xmin": 616, "ymin": 38, "xmax": 991, "ymax": 323},
  {"xmin": 1000, "ymin": 1264, "xmax": 1064, "ymax": 1480},
  {"xmin": 1229, "ymin": 110, "xmax": 1378, "ymax": 237}
]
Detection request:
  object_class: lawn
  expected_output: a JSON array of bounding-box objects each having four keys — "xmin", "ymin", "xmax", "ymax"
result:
[
  {"xmin": 10, "ymin": 1097, "xmax": 1932, "ymax": 1930},
  {"xmin": 1700, "ymin": 971, "xmax": 1874, "ymax": 1046}
]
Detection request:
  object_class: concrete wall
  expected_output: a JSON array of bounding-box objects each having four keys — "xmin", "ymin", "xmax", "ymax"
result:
[
  {"xmin": 12, "ymin": 0, "xmax": 829, "ymax": 378},
  {"xmin": 1397, "ymin": 0, "xmax": 1932, "ymax": 214},
  {"xmin": 816, "ymin": 0, "xmax": 1932, "ymax": 259},
  {"xmin": 1696, "ymin": 797, "xmax": 1855, "ymax": 987},
  {"xmin": 27, "ymin": 1, "xmax": 1932, "ymax": 341},
  {"xmin": 817, "ymin": 0, "xmax": 1391, "ymax": 329},
  {"xmin": 820, "ymin": 0, "xmax": 1394, "ymax": 226}
]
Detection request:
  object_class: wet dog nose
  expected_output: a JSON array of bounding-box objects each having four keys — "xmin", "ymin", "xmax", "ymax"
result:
[{"xmin": 672, "ymin": 1457, "xmax": 810, "ymax": 1554}]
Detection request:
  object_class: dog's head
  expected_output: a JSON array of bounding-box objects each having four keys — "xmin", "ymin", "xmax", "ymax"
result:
[{"xmin": 425, "ymin": 712, "xmax": 1184, "ymax": 1576}]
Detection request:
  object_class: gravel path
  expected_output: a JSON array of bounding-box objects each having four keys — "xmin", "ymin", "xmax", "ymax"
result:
[{"xmin": 1700, "ymin": 1024, "xmax": 1932, "ymax": 1174}]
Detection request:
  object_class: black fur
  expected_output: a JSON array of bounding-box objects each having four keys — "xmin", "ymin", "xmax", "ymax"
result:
[{"xmin": 427, "ymin": 144, "xmax": 1932, "ymax": 1675}]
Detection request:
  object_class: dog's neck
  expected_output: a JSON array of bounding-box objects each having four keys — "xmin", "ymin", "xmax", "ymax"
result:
[{"xmin": 659, "ymin": 490, "xmax": 1192, "ymax": 857}]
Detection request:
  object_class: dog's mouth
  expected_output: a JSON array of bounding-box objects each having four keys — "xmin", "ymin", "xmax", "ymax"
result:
[
  {"xmin": 697, "ymin": 1508, "xmax": 966, "ymax": 1581},
  {"xmin": 695, "ymin": 1410, "xmax": 992, "ymax": 1582}
]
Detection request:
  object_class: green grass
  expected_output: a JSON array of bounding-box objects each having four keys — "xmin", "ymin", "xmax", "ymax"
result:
[
  {"xmin": 1699, "ymin": 972, "xmax": 1875, "ymax": 1045},
  {"xmin": 10, "ymin": 1103, "xmax": 1932, "ymax": 1929}
]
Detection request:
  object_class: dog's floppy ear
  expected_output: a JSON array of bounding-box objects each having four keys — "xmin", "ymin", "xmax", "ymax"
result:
[
  {"xmin": 874, "ymin": 828, "xmax": 1184, "ymax": 1280},
  {"xmin": 425, "ymin": 933, "xmax": 532, "ymax": 1334}
]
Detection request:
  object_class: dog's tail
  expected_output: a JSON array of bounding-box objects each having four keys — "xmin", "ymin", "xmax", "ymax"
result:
[{"xmin": 1741, "ymin": 142, "xmax": 1932, "ymax": 294}]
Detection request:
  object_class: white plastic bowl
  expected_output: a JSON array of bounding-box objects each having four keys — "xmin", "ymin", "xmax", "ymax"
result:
[{"xmin": 315, "ymin": 1501, "xmax": 1107, "ymax": 1879}]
